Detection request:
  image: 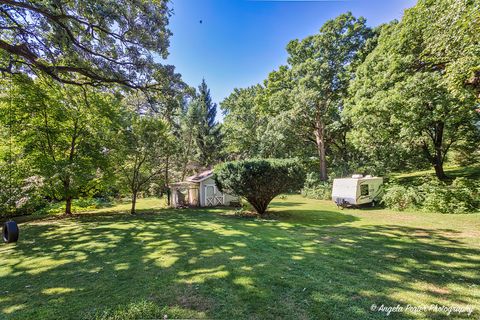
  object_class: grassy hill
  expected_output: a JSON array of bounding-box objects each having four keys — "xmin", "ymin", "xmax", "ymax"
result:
[{"xmin": 390, "ymin": 165, "xmax": 480, "ymax": 186}]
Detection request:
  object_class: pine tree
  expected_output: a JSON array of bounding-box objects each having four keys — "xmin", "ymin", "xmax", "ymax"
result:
[{"xmin": 188, "ymin": 79, "xmax": 222, "ymax": 168}]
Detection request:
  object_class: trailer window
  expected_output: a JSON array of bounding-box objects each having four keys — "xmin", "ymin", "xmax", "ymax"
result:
[{"xmin": 360, "ymin": 184, "xmax": 369, "ymax": 196}]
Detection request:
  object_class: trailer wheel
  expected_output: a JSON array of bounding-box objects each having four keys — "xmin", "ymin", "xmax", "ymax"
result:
[{"xmin": 2, "ymin": 221, "xmax": 19, "ymax": 243}]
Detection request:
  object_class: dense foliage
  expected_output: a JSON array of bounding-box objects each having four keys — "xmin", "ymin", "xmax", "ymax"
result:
[
  {"xmin": 221, "ymin": 1, "xmax": 480, "ymax": 186},
  {"xmin": 346, "ymin": 2, "xmax": 480, "ymax": 179},
  {"xmin": 214, "ymin": 159, "xmax": 305, "ymax": 215},
  {"xmin": 186, "ymin": 79, "xmax": 222, "ymax": 168},
  {"xmin": 300, "ymin": 173, "xmax": 333, "ymax": 201},
  {"xmin": 0, "ymin": 75, "xmax": 119, "ymax": 215},
  {"xmin": 221, "ymin": 85, "xmax": 263, "ymax": 159},
  {"xmin": 381, "ymin": 185, "xmax": 421, "ymax": 212},
  {"xmin": 1, "ymin": 0, "xmax": 479, "ymax": 216},
  {"xmin": 382, "ymin": 177, "xmax": 480, "ymax": 214},
  {"xmin": 0, "ymin": 0, "xmax": 174, "ymax": 89},
  {"xmin": 115, "ymin": 113, "xmax": 173, "ymax": 214}
]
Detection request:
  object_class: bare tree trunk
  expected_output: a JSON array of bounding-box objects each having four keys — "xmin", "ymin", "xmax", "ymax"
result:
[
  {"xmin": 181, "ymin": 131, "xmax": 193, "ymax": 181},
  {"xmin": 422, "ymin": 122, "xmax": 448, "ymax": 181},
  {"xmin": 63, "ymin": 178, "xmax": 72, "ymax": 215},
  {"xmin": 434, "ymin": 122, "xmax": 448, "ymax": 180},
  {"xmin": 314, "ymin": 120, "xmax": 328, "ymax": 181},
  {"xmin": 65, "ymin": 196, "xmax": 72, "ymax": 215},
  {"xmin": 433, "ymin": 160, "xmax": 447, "ymax": 180},
  {"xmin": 64, "ymin": 119, "xmax": 78, "ymax": 215},
  {"xmin": 165, "ymin": 155, "xmax": 170, "ymax": 206},
  {"xmin": 131, "ymin": 190, "xmax": 137, "ymax": 215}
]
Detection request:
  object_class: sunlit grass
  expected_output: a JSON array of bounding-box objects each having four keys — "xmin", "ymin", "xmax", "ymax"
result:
[
  {"xmin": 0, "ymin": 195, "xmax": 479, "ymax": 319},
  {"xmin": 391, "ymin": 165, "xmax": 480, "ymax": 184},
  {"xmin": 78, "ymin": 197, "xmax": 167, "ymax": 215}
]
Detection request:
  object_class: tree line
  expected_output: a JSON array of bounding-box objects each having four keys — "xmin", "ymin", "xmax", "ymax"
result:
[
  {"xmin": 221, "ymin": 1, "xmax": 480, "ymax": 181},
  {"xmin": 0, "ymin": 0, "xmax": 225, "ymax": 215},
  {"xmin": 0, "ymin": 0, "xmax": 479, "ymax": 217},
  {"xmin": 0, "ymin": 74, "xmax": 223, "ymax": 215}
]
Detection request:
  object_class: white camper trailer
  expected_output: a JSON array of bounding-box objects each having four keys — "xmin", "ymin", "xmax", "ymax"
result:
[{"xmin": 332, "ymin": 175, "xmax": 383, "ymax": 208}]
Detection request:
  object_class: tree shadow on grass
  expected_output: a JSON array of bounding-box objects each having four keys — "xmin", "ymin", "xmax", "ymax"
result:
[
  {"xmin": 0, "ymin": 208, "xmax": 479, "ymax": 319},
  {"xmin": 264, "ymin": 209, "xmax": 360, "ymax": 227},
  {"xmin": 267, "ymin": 201, "xmax": 305, "ymax": 207}
]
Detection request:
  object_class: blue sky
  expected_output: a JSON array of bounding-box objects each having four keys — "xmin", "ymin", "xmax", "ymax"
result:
[{"xmin": 164, "ymin": 0, "xmax": 416, "ymax": 113}]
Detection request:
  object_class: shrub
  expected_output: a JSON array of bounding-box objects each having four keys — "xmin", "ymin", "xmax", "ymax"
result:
[
  {"xmin": 214, "ymin": 158, "xmax": 305, "ymax": 216},
  {"xmin": 383, "ymin": 177, "xmax": 480, "ymax": 213},
  {"xmin": 301, "ymin": 172, "xmax": 332, "ymax": 200},
  {"xmin": 37, "ymin": 197, "xmax": 113, "ymax": 215},
  {"xmin": 0, "ymin": 175, "xmax": 48, "ymax": 217},
  {"xmin": 382, "ymin": 184, "xmax": 420, "ymax": 211},
  {"xmin": 420, "ymin": 178, "xmax": 480, "ymax": 214}
]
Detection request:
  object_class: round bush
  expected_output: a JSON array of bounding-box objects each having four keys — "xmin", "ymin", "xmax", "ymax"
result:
[{"xmin": 214, "ymin": 159, "xmax": 305, "ymax": 215}]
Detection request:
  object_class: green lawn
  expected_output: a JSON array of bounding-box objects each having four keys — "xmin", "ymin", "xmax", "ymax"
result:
[
  {"xmin": 1, "ymin": 196, "xmax": 479, "ymax": 319},
  {"xmin": 391, "ymin": 165, "xmax": 480, "ymax": 186}
]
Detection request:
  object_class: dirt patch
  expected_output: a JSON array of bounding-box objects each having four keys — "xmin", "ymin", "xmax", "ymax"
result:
[{"xmin": 173, "ymin": 284, "xmax": 215, "ymax": 312}]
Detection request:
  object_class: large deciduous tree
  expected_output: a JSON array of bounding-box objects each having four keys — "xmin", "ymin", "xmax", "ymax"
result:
[
  {"xmin": 403, "ymin": 0, "xmax": 480, "ymax": 100},
  {"xmin": 346, "ymin": 1, "xmax": 480, "ymax": 180},
  {"xmin": 116, "ymin": 112, "xmax": 172, "ymax": 214},
  {"xmin": 0, "ymin": 75, "xmax": 118, "ymax": 214},
  {"xmin": 0, "ymin": 0, "xmax": 173, "ymax": 89},
  {"xmin": 257, "ymin": 66, "xmax": 306, "ymax": 159},
  {"xmin": 220, "ymin": 85, "xmax": 264, "ymax": 159},
  {"xmin": 284, "ymin": 13, "xmax": 372, "ymax": 180}
]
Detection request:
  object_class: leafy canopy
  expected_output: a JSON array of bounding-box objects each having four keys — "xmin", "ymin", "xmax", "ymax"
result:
[
  {"xmin": 220, "ymin": 85, "xmax": 263, "ymax": 159},
  {"xmin": 346, "ymin": 1, "xmax": 480, "ymax": 179},
  {"xmin": 115, "ymin": 111, "xmax": 173, "ymax": 214},
  {"xmin": 0, "ymin": 0, "xmax": 173, "ymax": 89},
  {"xmin": 0, "ymin": 74, "xmax": 119, "ymax": 214}
]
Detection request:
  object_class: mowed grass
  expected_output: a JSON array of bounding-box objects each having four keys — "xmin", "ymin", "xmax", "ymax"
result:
[
  {"xmin": 0, "ymin": 196, "xmax": 479, "ymax": 319},
  {"xmin": 391, "ymin": 165, "xmax": 480, "ymax": 186}
]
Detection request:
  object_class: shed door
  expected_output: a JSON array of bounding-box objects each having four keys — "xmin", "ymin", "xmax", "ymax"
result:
[{"xmin": 204, "ymin": 184, "xmax": 224, "ymax": 206}]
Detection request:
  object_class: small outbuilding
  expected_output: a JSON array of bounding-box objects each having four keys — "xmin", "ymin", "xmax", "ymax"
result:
[{"xmin": 169, "ymin": 170, "xmax": 239, "ymax": 208}]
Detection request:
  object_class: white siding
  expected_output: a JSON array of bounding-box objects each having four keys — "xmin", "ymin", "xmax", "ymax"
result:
[{"xmin": 199, "ymin": 177, "xmax": 239, "ymax": 207}]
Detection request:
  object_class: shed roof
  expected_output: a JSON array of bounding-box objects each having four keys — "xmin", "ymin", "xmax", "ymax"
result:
[
  {"xmin": 186, "ymin": 169, "xmax": 214, "ymax": 183},
  {"xmin": 169, "ymin": 181, "xmax": 197, "ymax": 188}
]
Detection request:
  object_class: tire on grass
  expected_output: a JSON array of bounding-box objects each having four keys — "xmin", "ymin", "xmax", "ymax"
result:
[{"xmin": 2, "ymin": 221, "xmax": 19, "ymax": 243}]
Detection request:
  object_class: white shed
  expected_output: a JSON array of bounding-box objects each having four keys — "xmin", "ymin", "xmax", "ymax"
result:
[{"xmin": 170, "ymin": 170, "xmax": 240, "ymax": 208}]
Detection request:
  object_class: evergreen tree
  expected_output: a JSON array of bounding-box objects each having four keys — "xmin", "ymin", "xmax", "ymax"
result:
[{"xmin": 188, "ymin": 79, "xmax": 222, "ymax": 168}]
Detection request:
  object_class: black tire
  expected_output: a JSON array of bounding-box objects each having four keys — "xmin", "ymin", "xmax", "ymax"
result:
[
  {"xmin": 371, "ymin": 200, "xmax": 376, "ymax": 207},
  {"xmin": 3, "ymin": 221, "xmax": 19, "ymax": 243}
]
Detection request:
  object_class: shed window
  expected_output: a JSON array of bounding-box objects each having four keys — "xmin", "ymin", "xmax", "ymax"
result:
[{"xmin": 360, "ymin": 184, "xmax": 369, "ymax": 196}]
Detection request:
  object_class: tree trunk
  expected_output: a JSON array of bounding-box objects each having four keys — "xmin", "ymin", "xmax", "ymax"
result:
[
  {"xmin": 314, "ymin": 121, "xmax": 328, "ymax": 181},
  {"xmin": 181, "ymin": 131, "xmax": 193, "ymax": 181},
  {"xmin": 65, "ymin": 196, "xmax": 73, "ymax": 215},
  {"xmin": 64, "ymin": 120, "xmax": 77, "ymax": 215},
  {"xmin": 433, "ymin": 161, "xmax": 447, "ymax": 180},
  {"xmin": 63, "ymin": 177, "xmax": 72, "ymax": 215},
  {"xmin": 131, "ymin": 191, "xmax": 137, "ymax": 215},
  {"xmin": 422, "ymin": 122, "xmax": 448, "ymax": 181},
  {"xmin": 433, "ymin": 123, "xmax": 448, "ymax": 180},
  {"xmin": 249, "ymin": 198, "xmax": 270, "ymax": 216},
  {"xmin": 165, "ymin": 155, "xmax": 170, "ymax": 206}
]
